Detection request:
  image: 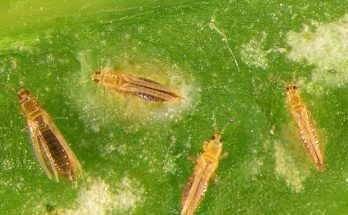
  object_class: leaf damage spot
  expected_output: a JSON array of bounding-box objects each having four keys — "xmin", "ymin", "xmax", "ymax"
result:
[
  {"xmin": 286, "ymin": 15, "xmax": 348, "ymax": 93},
  {"xmin": 240, "ymin": 35, "xmax": 269, "ymax": 70},
  {"xmin": 274, "ymin": 141, "xmax": 310, "ymax": 193},
  {"xmin": 68, "ymin": 52, "xmax": 197, "ymax": 129},
  {"xmin": 58, "ymin": 177, "xmax": 145, "ymax": 215}
]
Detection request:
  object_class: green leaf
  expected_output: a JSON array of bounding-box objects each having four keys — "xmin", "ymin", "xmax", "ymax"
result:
[{"xmin": 1, "ymin": 1, "xmax": 347, "ymax": 214}]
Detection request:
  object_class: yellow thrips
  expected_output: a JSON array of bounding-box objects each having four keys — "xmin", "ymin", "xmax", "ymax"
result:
[
  {"xmin": 92, "ymin": 71, "xmax": 182, "ymax": 102},
  {"xmin": 180, "ymin": 132, "xmax": 223, "ymax": 215},
  {"xmin": 17, "ymin": 89, "xmax": 82, "ymax": 183},
  {"xmin": 285, "ymin": 84, "xmax": 324, "ymax": 171}
]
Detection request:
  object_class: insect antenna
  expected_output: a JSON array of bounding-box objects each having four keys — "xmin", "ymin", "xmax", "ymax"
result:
[
  {"xmin": 220, "ymin": 117, "xmax": 233, "ymax": 135},
  {"xmin": 1, "ymin": 83, "xmax": 15, "ymax": 92},
  {"xmin": 0, "ymin": 81, "xmax": 21, "ymax": 94},
  {"xmin": 78, "ymin": 79, "xmax": 90, "ymax": 86},
  {"xmin": 289, "ymin": 71, "xmax": 298, "ymax": 85},
  {"xmin": 270, "ymin": 75, "xmax": 288, "ymax": 86},
  {"xmin": 212, "ymin": 110, "xmax": 218, "ymax": 133},
  {"xmin": 76, "ymin": 52, "xmax": 99, "ymax": 87},
  {"xmin": 211, "ymin": 110, "xmax": 233, "ymax": 135},
  {"xmin": 80, "ymin": 68, "xmax": 95, "ymax": 86}
]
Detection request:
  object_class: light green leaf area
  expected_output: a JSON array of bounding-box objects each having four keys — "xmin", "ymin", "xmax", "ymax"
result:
[{"xmin": 0, "ymin": 1, "xmax": 347, "ymax": 214}]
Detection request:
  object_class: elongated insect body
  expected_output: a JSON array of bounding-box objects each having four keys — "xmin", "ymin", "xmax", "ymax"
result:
[
  {"xmin": 17, "ymin": 89, "xmax": 82, "ymax": 183},
  {"xmin": 92, "ymin": 71, "xmax": 182, "ymax": 102},
  {"xmin": 285, "ymin": 84, "xmax": 324, "ymax": 171},
  {"xmin": 181, "ymin": 132, "xmax": 223, "ymax": 215}
]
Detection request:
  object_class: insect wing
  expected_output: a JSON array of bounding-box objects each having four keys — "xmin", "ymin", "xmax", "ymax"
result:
[
  {"xmin": 181, "ymin": 157, "xmax": 207, "ymax": 215},
  {"xmin": 135, "ymin": 92, "xmax": 166, "ymax": 102},
  {"xmin": 42, "ymin": 113, "xmax": 82, "ymax": 179},
  {"xmin": 310, "ymin": 120, "xmax": 324, "ymax": 171},
  {"xmin": 181, "ymin": 173, "xmax": 199, "ymax": 215},
  {"xmin": 122, "ymin": 74, "xmax": 159, "ymax": 85},
  {"xmin": 181, "ymin": 173, "xmax": 195, "ymax": 208},
  {"xmin": 121, "ymin": 74, "xmax": 181, "ymax": 97},
  {"xmin": 291, "ymin": 106, "xmax": 324, "ymax": 170},
  {"xmin": 28, "ymin": 120, "xmax": 59, "ymax": 182},
  {"xmin": 119, "ymin": 83, "xmax": 178, "ymax": 101},
  {"xmin": 298, "ymin": 108, "xmax": 324, "ymax": 170}
]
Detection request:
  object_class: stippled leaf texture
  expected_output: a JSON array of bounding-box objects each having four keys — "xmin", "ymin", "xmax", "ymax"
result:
[{"xmin": 0, "ymin": 1, "xmax": 347, "ymax": 214}]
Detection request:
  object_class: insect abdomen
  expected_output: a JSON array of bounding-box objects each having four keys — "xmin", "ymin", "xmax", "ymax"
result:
[
  {"xmin": 35, "ymin": 117, "xmax": 72, "ymax": 177},
  {"xmin": 294, "ymin": 109, "xmax": 324, "ymax": 170},
  {"xmin": 288, "ymin": 96, "xmax": 324, "ymax": 171},
  {"xmin": 95, "ymin": 71, "xmax": 181, "ymax": 102},
  {"xmin": 135, "ymin": 92, "xmax": 166, "ymax": 102}
]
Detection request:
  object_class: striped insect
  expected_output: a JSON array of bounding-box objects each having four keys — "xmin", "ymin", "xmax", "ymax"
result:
[
  {"xmin": 180, "ymin": 131, "xmax": 224, "ymax": 215},
  {"xmin": 92, "ymin": 71, "xmax": 182, "ymax": 102},
  {"xmin": 285, "ymin": 84, "xmax": 324, "ymax": 171},
  {"xmin": 17, "ymin": 89, "xmax": 82, "ymax": 183}
]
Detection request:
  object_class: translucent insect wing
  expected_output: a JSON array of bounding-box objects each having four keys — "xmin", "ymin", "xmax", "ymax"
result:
[
  {"xmin": 125, "ymin": 75, "xmax": 178, "ymax": 92},
  {"xmin": 28, "ymin": 120, "xmax": 59, "ymax": 182},
  {"xmin": 120, "ymin": 83, "xmax": 178, "ymax": 101},
  {"xmin": 181, "ymin": 156, "xmax": 207, "ymax": 215},
  {"xmin": 119, "ymin": 83, "xmax": 163, "ymax": 95},
  {"xmin": 37, "ymin": 131, "xmax": 61, "ymax": 182},
  {"xmin": 120, "ymin": 74, "xmax": 180, "ymax": 96},
  {"xmin": 181, "ymin": 174, "xmax": 195, "ymax": 207},
  {"xmin": 43, "ymin": 113, "xmax": 82, "ymax": 176}
]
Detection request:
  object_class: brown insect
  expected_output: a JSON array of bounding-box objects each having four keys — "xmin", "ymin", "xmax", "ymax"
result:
[
  {"xmin": 17, "ymin": 89, "xmax": 82, "ymax": 183},
  {"xmin": 180, "ymin": 131, "xmax": 223, "ymax": 215},
  {"xmin": 91, "ymin": 71, "xmax": 182, "ymax": 102},
  {"xmin": 285, "ymin": 84, "xmax": 324, "ymax": 171}
]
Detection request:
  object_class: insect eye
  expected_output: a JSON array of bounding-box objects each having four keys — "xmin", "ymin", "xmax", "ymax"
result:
[
  {"xmin": 17, "ymin": 94, "xmax": 23, "ymax": 101},
  {"xmin": 220, "ymin": 138, "xmax": 223, "ymax": 142},
  {"xmin": 95, "ymin": 71, "xmax": 101, "ymax": 75},
  {"xmin": 293, "ymin": 86, "xmax": 298, "ymax": 90},
  {"xmin": 211, "ymin": 135, "xmax": 215, "ymax": 140},
  {"xmin": 94, "ymin": 79, "xmax": 100, "ymax": 83},
  {"xmin": 286, "ymin": 87, "xmax": 289, "ymax": 91}
]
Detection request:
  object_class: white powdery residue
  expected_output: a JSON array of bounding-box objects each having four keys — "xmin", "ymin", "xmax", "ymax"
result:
[
  {"xmin": 240, "ymin": 37, "xmax": 269, "ymax": 69},
  {"xmin": 70, "ymin": 52, "xmax": 196, "ymax": 126},
  {"xmin": 274, "ymin": 141, "xmax": 310, "ymax": 193},
  {"xmin": 162, "ymin": 155, "xmax": 178, "ymax": 175},
  {"xmin": 63, "ymin": 180, "xmax": 113, "ymax": 215},
  {"xmin": 287, "ymin": 15, "xmax": 348, "ymax": 90},
  {"xmin": 60, "ymin": 177, "xmax": 145, "ymax": 215},
  {"xmin": 103, "ymin": 143, "xmax": 116, "ymax": 154},
  {"xmin": 249, "ymin": 158, "xmax": 263, "ymax": 176},
  {"xmin": 114, "ymin": 177, "xmax": 146, "ymax": 214},
  {"xmin": 1, "ymin": 159, "xmax": 13, "ymax": 171},
  {"xmin": 240, "ymin": 155, "xmax": 264, "ymax": 182}
]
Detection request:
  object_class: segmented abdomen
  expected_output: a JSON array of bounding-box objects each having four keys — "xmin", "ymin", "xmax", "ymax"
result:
[
  {"xmin": 135, "ymin": 92, "xmax": 166, "ymax": 102},
  {"xmin": 35, "ymin": 116, "xmax": 72, "ymax": 177},
  {"xmin": 291, "ymin": 107, "xmax": 324, "ymax": 170},
  {"xmin": 181, "ymin": 158, "xmax": 215, "ymax": 215}
]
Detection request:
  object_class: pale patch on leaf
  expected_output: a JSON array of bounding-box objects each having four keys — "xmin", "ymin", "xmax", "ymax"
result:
[
  {"xmin": 287, "ymin": 15, "xmax": 348, "ymax": 94},
  {"xmin": 58, "ymin": 177, "xmax": 145, "ymax": 215},
  {"xmin": 240, "ymin": 36, "xmax": 269, "ymax": 69},
  {"xmin": 274, "ymin": 141, "xmax": 310, "ymax": 193}
]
